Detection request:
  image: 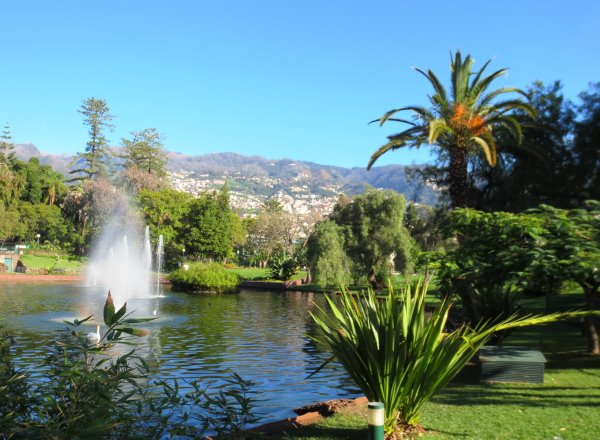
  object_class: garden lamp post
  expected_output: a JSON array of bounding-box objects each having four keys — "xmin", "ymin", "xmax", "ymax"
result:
[
  {"xmin": 367, "ymin": 402, "xmax": 384, "ymax": 440},
  {"xmin": 36, "ymin": 233, "xmax": 41, "ymax": 246}
]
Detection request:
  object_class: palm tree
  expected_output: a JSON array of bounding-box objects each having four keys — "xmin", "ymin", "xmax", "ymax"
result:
[{"xmin": 368, "ymin": 51, "xmax": 535, "ymax": 207}]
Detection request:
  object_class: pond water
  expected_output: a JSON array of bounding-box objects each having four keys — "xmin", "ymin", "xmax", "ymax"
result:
[{"xmin": 0, "ymin": 283, "xmax": 359, "ymax": 424}]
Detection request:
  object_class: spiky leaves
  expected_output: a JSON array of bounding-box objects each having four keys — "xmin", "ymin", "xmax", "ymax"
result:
[
  {"xmin": 312, "ymin": 278, "xmax": 592, "ymax": 435},
  {"xmin": 369, "ymin": 51, "xmax": 535, "ymax": 207}
]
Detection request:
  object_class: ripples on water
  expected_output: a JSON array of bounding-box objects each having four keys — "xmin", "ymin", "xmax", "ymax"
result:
[{"xmin": 0, "ymin": 284, "xmax": 359, "ymax": 423}]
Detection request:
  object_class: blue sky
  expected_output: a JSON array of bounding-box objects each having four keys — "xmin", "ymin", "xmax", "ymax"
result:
[{"xmin": 1, "ymin": 0, "xmax": 598, "ymax": 168}]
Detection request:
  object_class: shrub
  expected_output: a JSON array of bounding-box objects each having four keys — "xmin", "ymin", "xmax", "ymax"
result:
[
  {"xmin": 169, "ymin": 262, "xmax": 240, "ymax": 293},
  {"xmin": 311, "ymin": 277, "xmax": 586, "ymax": 436},
  {"xmin": 268, "ymin": 251, "xmax": 299, "ymax": 281}
]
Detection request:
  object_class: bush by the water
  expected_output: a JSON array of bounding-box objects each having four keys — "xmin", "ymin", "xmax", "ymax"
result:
[{"xmin": 169, "ymin": 262, "xmax": 240, "ymax": 293}]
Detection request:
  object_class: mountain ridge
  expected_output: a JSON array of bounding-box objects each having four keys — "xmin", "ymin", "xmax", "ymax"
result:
[{"xmin": 13, "ymin": 143, "xmax": 438, "ymax": 205}]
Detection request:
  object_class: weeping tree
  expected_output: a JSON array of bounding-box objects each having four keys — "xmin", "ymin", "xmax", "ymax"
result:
[
  {"xmin": 312, "ymin": 278, "xmax": 595, "ymax": 435},
  {"xmin": 368, "ymin": 51, "xmax": 535, "ymax": 208}
]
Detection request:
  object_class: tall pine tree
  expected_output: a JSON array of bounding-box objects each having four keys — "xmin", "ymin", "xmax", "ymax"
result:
[
  {"xmin": 1, "ymin": 123, "xmax": 15, "ymax": 164},
  {"xmin": 69, "ymin": 98, "xmax": 114, "ymax": 182}
]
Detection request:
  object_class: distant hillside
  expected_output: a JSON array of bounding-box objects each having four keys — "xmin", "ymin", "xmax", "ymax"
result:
[
  {"xmin": 14, "ymin": 143, "xmax": 72, "ymax": 174},
  {"xmin": 14, "ymin": 144, "xmax": 438, "ymax": 204},
  {"xmin": 166, "ymin": 152, "xmax": 438, "ymax": 203}
]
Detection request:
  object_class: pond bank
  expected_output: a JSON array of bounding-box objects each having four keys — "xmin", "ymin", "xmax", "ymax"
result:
[
  {"xmin": 250, "ymin": 396, "xmax": 368, "ymax": 436},
  {"xmin": 0, "ymin": 273, "xmax": 83, "ymax": 283}
]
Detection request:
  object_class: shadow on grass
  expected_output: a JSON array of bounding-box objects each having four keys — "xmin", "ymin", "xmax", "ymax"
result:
[
  {"xmin": 278, "ymin": 425, "xmax": 365, "ymax": 440},
  {"xmin": 432, "ymin": 383, "xmax": 600, "ymax": 409}
]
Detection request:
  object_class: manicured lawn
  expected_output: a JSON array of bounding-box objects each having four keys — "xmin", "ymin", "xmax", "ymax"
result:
[
  {"xmin": 20, "ymin": 254, "xmax": 85, "ymax": 272},
  {"xmin": 281, "ymin": 294, "xmax": 600, "ymax": 440},
  {"xmin": 227, "ymin": 267, "xmax": 308, "ymax": 281},
  {"xmin": 289, "ymin": 363, "xmax": 600, "ymax": 440}
]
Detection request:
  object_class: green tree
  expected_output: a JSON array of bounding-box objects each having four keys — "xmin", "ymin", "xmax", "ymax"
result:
[
  {"xmin": 16, "ymin": 158, "xmax": 43, "ymax": 204},
  {"xmin": 18, "ymin": 202, "xmax": 72, "ymax": 246},
  {"xmin": 0, "ymin": 205, "xmax": 22, "ymax": 240},
  {"xmin": 62, "ymin": 179, "xmax": 127, "ymax": 253},
  {"xmin": 262, "ymin": 198, "xmax": 283, "ymax": 214},
  {"xmin": 0, "ymin": 123, "xmax": 15, "ymax": 164},
  {"xmin": 469, "ymin": 81, "xmax": 575, "ymax": 211},
  {"xmin": 69, "ymin": 98, "xmax": 114, "ymax": 182},
  {"xmin": 244, "ymin": 206, "xmax": 301, "ymax": 266},
  {"xmin": 528, "ymin": 203, "xmax": 600, "ymax": 353},
  {"xmin": 121, "ymin": 128, "xmax": 167, "ymax": 177},
  {"xmin": 305, "ymin": 220, "xmax": 351, "ymax": 288},
  {"xmin": 183, "ymin": 187, "xmax": 236, "ymax": 262},
  {"xmin": 138, "ymin": 188, "xmax": 192, "ymax": 246},
  {"xmin": 330, "ymin": 188, "xmax": 411, "ymax": 287},
  {"xmin": 369, "ymin": 51, "xmax": 534, "ymax": 208},
  {"xmin": 442, "ymin": 203, "xmax": 600, "ymax": 353},
  {"xmin": 572, "ymin": 83, "xmax": 600, "ymax": 201}
]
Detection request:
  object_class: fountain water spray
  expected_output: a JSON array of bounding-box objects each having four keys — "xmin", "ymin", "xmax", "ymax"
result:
[
  {"xmin": 156, "ymin": 235, "xmax": 164, "ymax": 294},
  {"xmin": 86, "ymin": 212, "xmax": 154, "ymax": 309}
]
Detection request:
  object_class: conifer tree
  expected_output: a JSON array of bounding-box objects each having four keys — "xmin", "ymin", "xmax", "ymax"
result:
[
  {"xmin": 121, "ymin": 128, "xmax": 167, "ymax": 176},
  {"xmin": 69, "ymin": 98, "xmax": 114, "ymax": 182},
  {"xmin": 1, "ymin": 123, "xmax": 15, "ymax": 164}
]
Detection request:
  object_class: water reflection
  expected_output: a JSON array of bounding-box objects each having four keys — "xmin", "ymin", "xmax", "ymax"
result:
[{"xmin": 0, "ymin": 284, "xmax": 359, "ymax": 423}]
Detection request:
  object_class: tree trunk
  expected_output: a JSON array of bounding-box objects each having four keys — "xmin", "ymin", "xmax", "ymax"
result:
[
  {"xmin": 367, "ymin": 268, "xmax": 384, "ymax": 290},
  {"xmin": 448, "ymin": 146, "xmax": 469, "ymax": 208},
  {"xmin": 583, "ymin": 285, "xmax": 599, "ymax": 354}
]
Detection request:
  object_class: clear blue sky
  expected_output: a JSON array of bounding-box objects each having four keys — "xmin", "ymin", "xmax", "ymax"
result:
[{"xmin": 1, "ymin": 0, "xmax": 598, "ymax": 168}]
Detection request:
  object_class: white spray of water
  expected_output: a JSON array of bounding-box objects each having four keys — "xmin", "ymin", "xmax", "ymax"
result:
[
  {"xmin": 86, "ymin": 212, "xmax": 154, "ymax": 309},
  {"xmin": 156, "ymin": 235, "xmax": 164, "ymax": 294},
  {"xmin": 144, "ymin": 226, "xmax": 153, "ymax": 279}
]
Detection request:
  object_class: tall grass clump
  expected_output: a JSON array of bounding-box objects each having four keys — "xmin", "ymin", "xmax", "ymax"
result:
[{"xmin": 312, "ymin": 277, "xmax": 591, "ymax": 436}]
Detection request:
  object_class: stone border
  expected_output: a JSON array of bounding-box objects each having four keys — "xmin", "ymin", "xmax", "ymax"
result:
[{"xmin": 248, "ymin": 396, "xmax": 368, "ymax": 436}]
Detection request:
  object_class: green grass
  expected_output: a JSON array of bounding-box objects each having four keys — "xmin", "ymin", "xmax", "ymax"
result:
[
  {"xmin": 282, "ymin": 293, "xmax": 600, "ymax": 440},
  {"xmin": 226, "ymin": 267, "xmax": 307, "ymax": 282},
  {"xmin": 20, "ymin": 254, "xmax": 85, "ymax": 272}
]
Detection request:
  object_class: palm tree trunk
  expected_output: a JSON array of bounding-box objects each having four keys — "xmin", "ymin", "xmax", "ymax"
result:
[{"xmin": 448, "ymin": 147, "xmax": 469, "ymax": 208}]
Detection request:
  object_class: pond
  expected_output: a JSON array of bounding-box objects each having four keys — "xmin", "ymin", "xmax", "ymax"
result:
[{"xmin": 0, "ymin": 283, "xmax": 359, "ymax": 425}]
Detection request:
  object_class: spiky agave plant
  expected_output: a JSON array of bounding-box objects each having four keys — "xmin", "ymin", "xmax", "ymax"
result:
[{"xmin": 311, "ymin": 277, "xmax": 589, "ymax": 435}]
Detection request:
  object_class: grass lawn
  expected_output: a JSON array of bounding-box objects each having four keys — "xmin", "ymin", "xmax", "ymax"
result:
[
  {"xmin": 227, "ymin": 267, "xmax": 308, "ymax": 282},
  {"xmin": 281, "ymin": 294, "xmax": 600, "ymax": 440},
  {"xmin": 20, "ymin": 254, "xmax": 85, "ymax": 272}
]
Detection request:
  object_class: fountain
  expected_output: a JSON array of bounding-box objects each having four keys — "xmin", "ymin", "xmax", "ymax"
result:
[
  {"xmin": 156, "ymin": 235, "xmax": 164, "ymax": 294},
  {"xmin": 86, "ymin": 215, "xmax": 154, "ymax": 309}
]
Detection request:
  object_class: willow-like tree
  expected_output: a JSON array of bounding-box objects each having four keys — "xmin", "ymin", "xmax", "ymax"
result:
[
  {"xmin": 368, "ymin": 51, "xmax": 534, "ymax": 207},
  {"xmin": 69, "ymin": 98, "xmax": 114, "ymax": 182}
]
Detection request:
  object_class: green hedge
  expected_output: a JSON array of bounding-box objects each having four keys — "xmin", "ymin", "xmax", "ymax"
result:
[{"xmin": 169, "ymin": 263, "xmax": 240, "ymax": 293}]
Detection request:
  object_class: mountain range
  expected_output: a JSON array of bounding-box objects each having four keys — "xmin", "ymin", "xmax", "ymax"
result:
[{"xmin": 14, "ymin": 143, "xmax": 439, "ymax": 205}]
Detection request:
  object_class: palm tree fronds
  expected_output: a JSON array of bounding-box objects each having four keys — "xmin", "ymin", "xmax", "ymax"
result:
[
  {"xmin": 472, "ymin": 135, "xmax": 497, "ymax": 166},
  {"xmin": 428, "ymin": 119, "xmax": 452, "ymax": 144},
  {"xmin": 490, "ymin": 99, "xmax": 536, "ymax": 118},
  {"xmin": 479, "ymin": 87, "xmax": 530, "ymax": 107},
  {"xmin": 469, "ymin": 68, "xmax": 510, "ymax": 101}
]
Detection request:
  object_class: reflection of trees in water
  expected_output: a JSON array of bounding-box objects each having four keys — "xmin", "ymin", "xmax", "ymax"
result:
[
  {"xmin": 4, "ymin": 284, "xmax": 360, "ymax": 417},
  {"xmin": 301, "ymin": 294, "xmax": 361, "ymax": 394}
]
